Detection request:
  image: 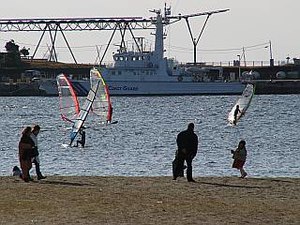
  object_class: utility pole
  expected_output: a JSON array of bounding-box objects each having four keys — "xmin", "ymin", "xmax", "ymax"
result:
[
  {"xmin": 269, "ymin": 40, "xmax": 274, "ymax": 66},
  {"xmin": 237, "ymin": 54, "xmax": 241, "ymax": 80}
]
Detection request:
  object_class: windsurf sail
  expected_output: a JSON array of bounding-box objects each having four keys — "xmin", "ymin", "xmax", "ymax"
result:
[
  {"xmin": 69, "ymin": 75, "xmax": 101, "ymax": 145},
  {"xmin": 56, "ymin": 74, "xmax": 80, "ymax": 123},
  {"xmin": 90, "ymin": 68, "xmax": 112, "ymax": 123},
  {"xmin": 228, "ymin": 83, "xmax": 255, "ymax": 125}
]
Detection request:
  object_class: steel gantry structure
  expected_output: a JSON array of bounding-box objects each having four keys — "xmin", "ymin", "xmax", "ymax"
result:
[{"xmin": 0, "ymin": 8, "xmax": 229, "ymax": 64}]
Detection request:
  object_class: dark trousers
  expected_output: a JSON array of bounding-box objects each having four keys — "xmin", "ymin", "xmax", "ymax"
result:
[
  {"xmin": 172, "ymin": 155, "xmax": 184, "ymax": 179},
  {"xmin": 32, "ymin": 158, "xmax": 43, "ymax": 178},
  {"xmin": 76, "ymin": 140, "xmax": 85, "ymax": 148},
  {"xmin": 173, "ymin": 152, "xmax": 194, "ymax": 181},
  {"xmin": 186, "ymin": 157, "xmax": 193, "ymax": 182},
  {"xmin": 20, "ymin": 159, "xmax": 32, "ymax": 182}
]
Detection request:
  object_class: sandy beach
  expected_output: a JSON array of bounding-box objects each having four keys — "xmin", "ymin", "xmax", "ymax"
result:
[{"xmin": 0, "ymin": 176, "xmax": 299, "ymax": 225}]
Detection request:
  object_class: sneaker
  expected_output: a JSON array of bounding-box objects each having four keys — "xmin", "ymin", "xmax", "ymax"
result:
[
  {"xmin": 241, "ymin": 172, "xmax": 247, "ymax": 178},
  {"xmin": 37, "ymin": 175, "xmax": 47, "ymax": 180},
  {"xmin": 188, "ymin": 179, "xmax": 196, "ymax": 183}
]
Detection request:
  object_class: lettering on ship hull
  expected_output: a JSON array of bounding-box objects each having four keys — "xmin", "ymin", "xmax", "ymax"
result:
[{"xmin": 108, "ymin": 85, "xmax": 138, "ymax": 91}]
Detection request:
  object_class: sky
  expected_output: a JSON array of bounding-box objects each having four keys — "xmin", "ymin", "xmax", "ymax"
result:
[{"xmin": 1, "ymin": 0, "xmax": 299, "ymax": 64}]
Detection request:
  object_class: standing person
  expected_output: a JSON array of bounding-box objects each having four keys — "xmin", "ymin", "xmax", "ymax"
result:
[
  {"xmin": 233, "ymin": 105, "xmax": 242, "ymax": 125},
  {"xmin": 231, "ymin": 140, "xmax": 248, "ymax": 178},
  {"xmin": 172, "ymin": 123, "xmax": 198, "ymax": 182},
  {"xmin": 75, "ymin": 128, "xmax": 86, "ymax": 148},
  {"xmin": 30, "ymin": 125, "xmax": 46, "ymax": 180},
  {"xmin": 18, "ymin": 126, "xmax": 35, "ymax": 182}
]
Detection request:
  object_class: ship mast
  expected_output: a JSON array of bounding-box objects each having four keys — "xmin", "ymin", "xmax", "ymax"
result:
[{"xmin": 153, "ymin": 10, "xmax": 164, "ymax": 61}]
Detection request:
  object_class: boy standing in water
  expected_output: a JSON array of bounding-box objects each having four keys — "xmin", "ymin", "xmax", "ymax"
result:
[{"xmin": 231, "ymin": 140, "xmax": 247, "ymax": 178}]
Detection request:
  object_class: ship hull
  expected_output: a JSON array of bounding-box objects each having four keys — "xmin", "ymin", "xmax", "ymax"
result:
[
  {"xmin": 107, "ymin": 81, "xmax": 245, "ymax": 95},
  {"xmin": 39, "ymin": 79, "xmax": 245, "ymax": 96}
]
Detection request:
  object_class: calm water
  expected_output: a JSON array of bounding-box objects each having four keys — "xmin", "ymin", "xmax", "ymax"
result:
[{"xmin": 0, "ymin": 95, "xmax": 299, "ymax": 178}]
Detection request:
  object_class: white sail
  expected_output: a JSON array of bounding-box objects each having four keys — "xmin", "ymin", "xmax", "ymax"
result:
[
  {"xmin": 69, "ymin": 75, "xmax": 101, "ymax": 145},
  {"xmin": 228, "ymin": 83, "xmax": 255, "ymax": 125}
]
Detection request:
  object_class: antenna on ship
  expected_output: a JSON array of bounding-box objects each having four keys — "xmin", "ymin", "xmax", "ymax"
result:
[
  {"xmin": 167, "ymin": 9, "xmax": 230, "ymax": 65},
  {"xmin": 164, "ymin": 3, "xmax": 171, "ymax": 24}
]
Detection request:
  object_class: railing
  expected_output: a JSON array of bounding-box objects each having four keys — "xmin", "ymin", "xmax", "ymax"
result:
[{"xmin": 184, "ymin": 60, "xmax": 293, "ymax": 67}]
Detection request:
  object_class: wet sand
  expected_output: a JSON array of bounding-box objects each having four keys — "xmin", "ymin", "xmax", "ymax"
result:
[{"xmin": 0, "ymin": 176, "xmax": 299, "ymax": 225}]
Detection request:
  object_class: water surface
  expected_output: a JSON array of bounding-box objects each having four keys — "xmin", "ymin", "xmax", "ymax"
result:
[{"xmin": 0, "ymin": 95, "xmax": 299, "ymax": 177}]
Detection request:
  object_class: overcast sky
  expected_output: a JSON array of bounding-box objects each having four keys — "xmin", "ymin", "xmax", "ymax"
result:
[{"xmin": 1, "ymin": 0, "xmax": 299, "ymax": 64}]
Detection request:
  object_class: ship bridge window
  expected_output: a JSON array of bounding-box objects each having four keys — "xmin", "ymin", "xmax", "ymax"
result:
[
  {"xmin": 146, "ymin": 70, "xmax": 153, "ymax": 75},
  {"xmin": 118, "ymin": 71, "xmax": 122, "ymax": 75}
]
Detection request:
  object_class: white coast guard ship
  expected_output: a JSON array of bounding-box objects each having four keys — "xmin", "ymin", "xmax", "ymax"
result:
[{"xmin": 39, "ymin": 8, "xmax": 245, "ymax": 96}]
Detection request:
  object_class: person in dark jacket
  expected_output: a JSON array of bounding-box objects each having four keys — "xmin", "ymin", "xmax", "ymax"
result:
[
  {"xmin": 172, "ymin": 123, "xmax": 198, "ymax": 182},
  {"xmin": 18, "ymin": 126, "xmax": 35, "ymax": 182}
]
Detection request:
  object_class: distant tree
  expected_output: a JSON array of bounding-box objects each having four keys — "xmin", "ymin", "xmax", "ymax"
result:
[
  {"xmin": 20, "ymin": 47, "xmax": 30, "ymax": 57},
  {"xmin": 5, "ymin": 39, "xmax": 19, "ymax": 52},
  {"xmin": 4, "ymin": 40, "xmax": 21, "ymax": 67}
]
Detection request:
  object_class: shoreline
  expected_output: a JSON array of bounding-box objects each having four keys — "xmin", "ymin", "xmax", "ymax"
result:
[{"xmin": 1, "ymin": 176, "xmax": 299, "ymax": 224}]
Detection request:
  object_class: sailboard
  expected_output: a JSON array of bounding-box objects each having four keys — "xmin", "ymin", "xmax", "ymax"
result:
[
  {"xmin": 228, "ymin": 83, "xmax": 255, "ymax": 125},
  {"xmin": 56, "ymin": 74, "xmax": 80, "ymax": 123},
  {"xmin": 90, "ymin": 68, "xmax": 112, "ymax": 123},
  {"xmin": 69, "ymin": 75, "xmax": 101, "ymax": 146}
]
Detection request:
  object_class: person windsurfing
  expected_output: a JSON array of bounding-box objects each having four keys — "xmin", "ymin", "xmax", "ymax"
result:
[
  {"xmin": 74, "ymin": 128, "xmax": 86, "ymax": 148},
  {"xmin": 233, "ymin": 105, "xmax": 242, "ymax": 125}
]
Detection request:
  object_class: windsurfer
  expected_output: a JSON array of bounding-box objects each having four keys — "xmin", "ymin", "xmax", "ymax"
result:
[
  {"xmin": 74, "ymin": 128, "xmax": 86, "ymax": 148},
  {"xmin": 233, "ymin": 105, "xmax": 242, "ymax": 125}
]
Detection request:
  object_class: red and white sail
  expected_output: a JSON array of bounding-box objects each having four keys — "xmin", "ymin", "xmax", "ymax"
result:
[
  {"xmin": 90, "ymin": 68, "xmax": 112, "ymax": 123},
  {"xmin": 56, "ymin": 74, "xmax": 80, "ymax": 123}
]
